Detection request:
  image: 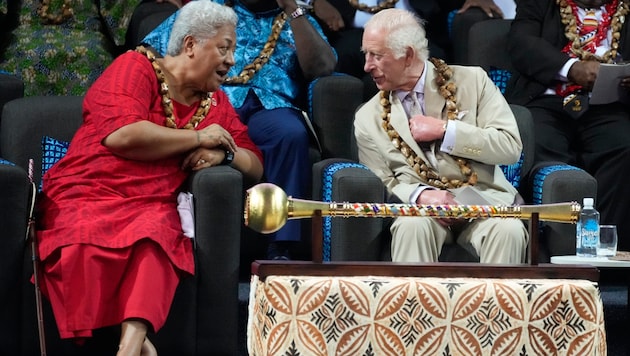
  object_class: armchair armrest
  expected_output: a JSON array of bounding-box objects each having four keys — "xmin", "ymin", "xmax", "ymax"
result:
[
  {"xmin": 312, "ymin": 158, "xmax": 388, "ymax": 261},
  {"xmin": 0, "ymin": 163, "xmax": 31, "ymax": 353},
  {"xmin": 185, "ymin": 165, "xmax": 242, "ymax": 355},
  {"xmin": 528, "ymin": 162, "xmax": 598, "ymax": 258}
]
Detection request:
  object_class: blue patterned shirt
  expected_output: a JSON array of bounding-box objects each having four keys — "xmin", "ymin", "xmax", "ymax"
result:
[{"xmin": 143, "ymin": 0, "xmax": 333, "ymax": 110}]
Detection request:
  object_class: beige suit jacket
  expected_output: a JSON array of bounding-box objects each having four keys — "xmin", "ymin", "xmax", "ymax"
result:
[{"xmin": 355, "ymin": 62, "xmax": 522, "ymax": 206}]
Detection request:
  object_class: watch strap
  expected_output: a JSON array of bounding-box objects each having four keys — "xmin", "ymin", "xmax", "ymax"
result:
[
  {"xmin": 221, "ymin": 149, "xmax": 234, "ymax": 166},
  {"xmin": 290, "ymin": 7, "xmax": 307, "ymax": 19}
]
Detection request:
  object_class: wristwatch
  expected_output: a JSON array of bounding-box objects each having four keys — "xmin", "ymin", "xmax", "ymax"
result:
[
  {"xmin": 221, "ymin": 149, "xmax": 234, "ymax": 166},
  {"xmin": 296, "ymin": 0, "xmax": 315, "ymax": 9},
  {"xmin": 290, "ymin": 6, "xmax": 308, "ymax": 20}
]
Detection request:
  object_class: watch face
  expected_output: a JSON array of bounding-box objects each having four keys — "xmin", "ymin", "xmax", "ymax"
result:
[{"xmin": 292, "ymin": 7, "xmax": 307, "ymax": 18}]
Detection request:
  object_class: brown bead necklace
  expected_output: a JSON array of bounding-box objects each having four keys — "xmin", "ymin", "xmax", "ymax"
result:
[
  {"xmin": 347, "ymin": 0, "xmax": 398, "ymax": 14},
  {"xmin": 38, "ymin": 0, "xmax": 74, "ymax": 24},
  {"xmin": 136, "ymin": 46, "xmax": 212, "ymax": 129},
  {"xmin": 223, "ymin": 12, "xmax": 287, "ymax": 85},
  {"xmin": 379, "ymin": 57, "xmax": 477, "ymax": 189}
]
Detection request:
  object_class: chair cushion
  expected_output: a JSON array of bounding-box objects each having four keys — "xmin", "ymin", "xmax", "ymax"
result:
[{"xmin": 40, "ymin": 136, "xmax": 69, "ymax": 190}]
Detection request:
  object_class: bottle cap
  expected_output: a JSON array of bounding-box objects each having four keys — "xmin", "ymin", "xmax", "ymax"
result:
[{"xmin": 583, "ymin": 197, "xmax": 594, "ymax": 208}]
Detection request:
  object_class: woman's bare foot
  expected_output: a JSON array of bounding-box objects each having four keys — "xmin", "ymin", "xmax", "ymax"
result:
[{"xmin": 141, "ymin": 337, "xmax": 157, "ymax": 356}]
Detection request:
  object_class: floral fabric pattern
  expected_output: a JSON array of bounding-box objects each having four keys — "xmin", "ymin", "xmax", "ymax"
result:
[
  {"xmin": 0, "ymin": 0, "xmax": 139, "ymax": 96},
  {"xmin": 248, "ymin": 275, "xmax": 606, "ymax": 355}
]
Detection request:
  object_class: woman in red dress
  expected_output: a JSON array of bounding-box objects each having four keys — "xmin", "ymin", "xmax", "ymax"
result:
[{"xmin": 36, "ymin": 1, "xmax": 263, "ymax": 355}]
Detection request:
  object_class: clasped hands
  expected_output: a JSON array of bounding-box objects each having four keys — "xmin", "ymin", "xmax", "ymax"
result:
[
  {"xmin": 417, "ymin": 189, "xmax": 463, "ymax": 228},
  {"xmin": 182, "ymin": 123, "xmax": 237, "ymax": 171},
  {"xmin": 409, "ymin": 114, "xmax": 446, "ymax": 143}
]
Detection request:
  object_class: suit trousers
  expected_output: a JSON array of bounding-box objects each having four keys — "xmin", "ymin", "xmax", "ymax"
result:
[
  {"xmin": 527, "ymin": 95, "xmax": 630, "ymax": 251},
  {"xmin": 390, "ymin": 216, "xmax": 528, "ymax": 263}
]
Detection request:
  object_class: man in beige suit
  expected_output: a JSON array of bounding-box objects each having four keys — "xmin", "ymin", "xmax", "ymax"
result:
[{"xmin": 356, "ymin": 8, "xmax": 528, "ymax": 263}]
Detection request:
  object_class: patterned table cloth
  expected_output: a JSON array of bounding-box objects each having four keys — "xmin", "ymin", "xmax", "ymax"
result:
[{"xmin": 248, "ymin": 275, "xmax": 606, "ymax": 355}]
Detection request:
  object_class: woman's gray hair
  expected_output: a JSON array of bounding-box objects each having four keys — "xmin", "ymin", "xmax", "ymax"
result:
[
  {"xmin": 365, "ymin": 8, "xmax": 429, "ymax": 61},
  {"xmin": 167, "ymin": 1, "xmax": 238, "ymax": 56}
]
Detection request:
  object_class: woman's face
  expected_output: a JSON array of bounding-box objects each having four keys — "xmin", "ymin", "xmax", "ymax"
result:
[{"xmin": 191, "ymin": 25, "xmax": 236, "ymax": 92}]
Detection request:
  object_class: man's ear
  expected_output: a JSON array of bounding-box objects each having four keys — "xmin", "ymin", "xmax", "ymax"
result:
[{"xmin": 404, "ymin": 46, "xmax": 415, "ymax": 66}]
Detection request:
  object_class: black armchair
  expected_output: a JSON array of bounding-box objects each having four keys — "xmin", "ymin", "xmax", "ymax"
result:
[
  {"xmin": 312, "ymin": 102, "xmax": 598, "ymax": 263},
  {"xmin": 0, "ymin": 96, "xmax": 243, "ymax": 355}
]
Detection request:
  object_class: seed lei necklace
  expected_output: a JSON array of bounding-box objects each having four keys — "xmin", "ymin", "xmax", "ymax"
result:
[
  {"xmin": 380, "ymin": 57, "xmax": 477, "ymax": 189},
  {"xmin": 347, "ymin": 0, "xmax": 398, "ymax": 14},
  {"xmin": 38, "ymin": 0, "xmax": 74, "ymax": 24},
  {"xmin": 136, "ymin": 46, "xmax": 212, "ymax": 130},
  {"xmin": 557, "ymin": 0, "xmax": 628, "ymax": 63},
  {"xmin": 223, "ymin": 12, "xmax": 287, "ymax": 85}
]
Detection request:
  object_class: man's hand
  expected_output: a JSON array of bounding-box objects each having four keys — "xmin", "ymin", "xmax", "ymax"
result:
[
  {"xmin": 417, "ymin": 189, "xmax": 463, "ymax": 227},
  {"xmin": 458, "ymin": 0, "xmax": 504, "ymax": 18},
  {"xmin": 567, "ymin": 60, "xmax": 600, "ymax": 90},
  {"xmin": 313, "ymin": 0, "xmax": 345, "ymax": 31},
  {"xmin": 409, "ymin": 114, "xmax": 446, "ymax": 143}
]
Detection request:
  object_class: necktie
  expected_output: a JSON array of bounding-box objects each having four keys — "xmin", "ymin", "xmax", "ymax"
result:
[
  {"xmin": 561, "ymin": 9, "xmax": 598, "ymax": 119},
  {"xmin": 580, "ymin": 9, "xmax": 598, "ymax": 53},
  {"xmin": 406, "ymin": 91, "xmax": 424, "ymax": 117}
]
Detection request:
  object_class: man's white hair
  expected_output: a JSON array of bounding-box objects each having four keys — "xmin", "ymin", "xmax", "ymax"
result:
[{"xmin": 364, "ymin": 8, "xmax": 430, "ymax": 61}]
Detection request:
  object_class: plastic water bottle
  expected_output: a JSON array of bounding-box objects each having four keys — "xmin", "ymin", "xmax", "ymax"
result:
[{"xmin": 576, "ymin": 197, "xmax": 599, "ymax": 257}]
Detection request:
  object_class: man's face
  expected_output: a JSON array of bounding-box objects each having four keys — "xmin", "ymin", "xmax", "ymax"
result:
[{"xmin": 362, "ymin": 27, "xmax": 408, "ymax": 91}]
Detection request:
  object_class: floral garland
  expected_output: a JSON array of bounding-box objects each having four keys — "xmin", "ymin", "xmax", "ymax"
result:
[
  {"xmin": 557, "ymin": 0, "xmax": 628, "ymax": 63},
  {"xmin": 38, "ymin": 0, "xmax": 74, "ymax": 24},
  {"xmin": 223, "ymin": 12, "xmax": 287, "ymax": 85},
  {"xmin": 347, "ymin": 0, "xmax": 398, "ymax": 14},
  {"xmin": 380, "ymin": 58, "xmax": 477, "ymax": 189},
  {"xmin": 136, "ymin": 46, "xmax": 212, "ymax": 130}
]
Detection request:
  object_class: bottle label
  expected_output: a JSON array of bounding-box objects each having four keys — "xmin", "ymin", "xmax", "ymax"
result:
[{"xmin": 582, "ymin": 220, "xmax": 599, "ymax": 247}]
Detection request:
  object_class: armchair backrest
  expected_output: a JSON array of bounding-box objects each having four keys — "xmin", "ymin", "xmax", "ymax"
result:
[
  {"xmin": 503, "ymin": 104, "xmax": 535, "ymax": 190},
  {"xmin": 467, "ymin": 19, "xmax": 513, "ymax": 94},
  {"xmin": 0, "ymin": 96, "xmax": 83, "ymax": 185},
  {"xmin": 0, "ymin": 73, "xmax": 25, "ymax": 156}
]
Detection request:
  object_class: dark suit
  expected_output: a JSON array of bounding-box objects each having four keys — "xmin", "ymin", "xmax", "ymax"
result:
[{"xmin": 507, "ymin": 0, "xmax": 630, "ymax": 250}]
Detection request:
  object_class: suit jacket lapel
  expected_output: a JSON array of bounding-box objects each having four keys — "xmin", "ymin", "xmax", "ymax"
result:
[
  {"xmin": 387, "ymin": 92, "xmax": 433, "ymax": 167},
  {"xmin": 423, "ymin": 60, "xmax": 446, "ymax": 119}
]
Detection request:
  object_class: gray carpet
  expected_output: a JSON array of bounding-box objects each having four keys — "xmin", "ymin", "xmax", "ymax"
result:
[{"xmin": 238, "ymin": 282, "xmax": 629, "ymax": 355}]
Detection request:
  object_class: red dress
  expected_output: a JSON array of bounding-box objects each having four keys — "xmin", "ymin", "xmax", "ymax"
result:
[{"xmin": 36, "ymin": 51, "xmax": 262, "ymax": 339}]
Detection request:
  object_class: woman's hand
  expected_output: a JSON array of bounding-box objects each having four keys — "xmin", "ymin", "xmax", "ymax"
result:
[
  {"xmin": 182, "ymin": 147, "xmax": 226, "ymax": 171},
  {"xmin": 196, "ymin": 124, "xmax": 237, "ymax": 153}
]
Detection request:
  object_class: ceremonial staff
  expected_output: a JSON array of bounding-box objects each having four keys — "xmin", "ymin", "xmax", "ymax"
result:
[{"xmin": 244, "ymin": 183, "xmax": 580, "ymax": 234}]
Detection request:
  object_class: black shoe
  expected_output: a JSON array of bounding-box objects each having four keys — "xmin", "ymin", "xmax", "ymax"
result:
[{"xmin": 267, "ymin": 242, "xmax": 291, "ymax": 260}]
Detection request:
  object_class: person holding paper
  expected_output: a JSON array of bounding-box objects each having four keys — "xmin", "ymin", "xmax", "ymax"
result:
[
  {"xmin": 507, "ymin": 0, "xmax": 630, "ymax": 252},
  {"xmin": 356, "ymin": 8, "xmax": 528, "ymax": 263}
]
